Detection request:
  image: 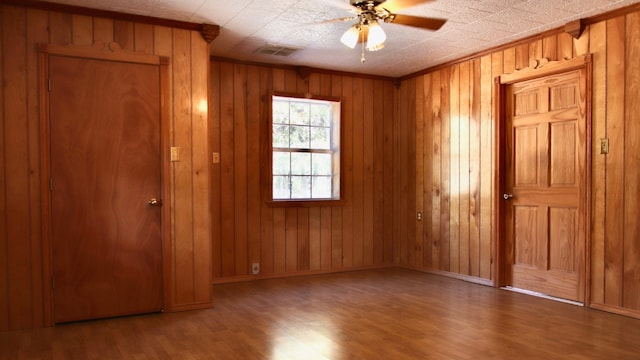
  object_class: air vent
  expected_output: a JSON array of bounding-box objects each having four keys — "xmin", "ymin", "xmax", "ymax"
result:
[{"xmin": 255, "ymin": 43, "xmax": 302, "ymax": 57}]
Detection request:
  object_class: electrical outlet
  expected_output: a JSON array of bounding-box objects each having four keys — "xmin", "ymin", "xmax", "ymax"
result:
[{"xmin": 251, "ymin": 262, "xmax": 260, "ymax": 275}]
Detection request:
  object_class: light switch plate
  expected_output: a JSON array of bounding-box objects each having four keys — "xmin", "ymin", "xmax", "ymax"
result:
[
  {"xmin": 600, "ymin": 138, "xmax": 609, "ymax": 155},
  {"xmin": 170, "ymin": 147, "xmax": 180, "ymax": 162}
]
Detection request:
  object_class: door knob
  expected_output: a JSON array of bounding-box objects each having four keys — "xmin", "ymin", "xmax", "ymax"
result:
[
  {"xmin": 503, "ymin": 193, "xmax": 514, "ymax": 200},
  {"xmin": 148, "ymin": 198, "xmax": 162, "ymax": 206}
]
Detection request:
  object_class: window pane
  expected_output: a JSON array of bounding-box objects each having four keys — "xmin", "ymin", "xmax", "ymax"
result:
[
  {"xmin": 271, "ymin": 95, "xmax": 340, "ymax": 202},
  {"xmin": 290, "ymin": 125, "xmax": 310, "ymax": 148},
  {"xmin": 291, "ymin": 152, "xmax": 311, "ymax": 175},
  {"xmin": 310, "ymin": 103, "xmax": 330, "ymax": 126},
  {"xmin": 291, "ymin": 176, "xmax": 311, "ymax": 199},
  {"xmin": 312, "ymin": 176, "xmax": 332, "ymax": 198},
  {"xmin": 273, "ymin": 176, "xmax": 290, "ymax": 199},
  {"xmin": 290, "ymin": 102, "xmax": 310, "ymax": 125},
  {"xmin": 310, "ymin": 126, "xmax": 330, "ymax": 149},
  {"xmin": 273, "ymin": 101, "xmax": 290, "ymax": 124},
  {"xmin": 273, "ymin": 125, "xmax": 290, "ymax": 148},
  {"xmin": 273, "ymin": 152, "xmax": 290, "ymax": 175},
  {"xmin": 312, "ymin": 153, "xmax": 332, "ymax": 175}
]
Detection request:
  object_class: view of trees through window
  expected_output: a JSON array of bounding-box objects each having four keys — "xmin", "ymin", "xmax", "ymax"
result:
[{"xmin": 272, "ymin": 95, "xmax": 340, "ymax": 200}]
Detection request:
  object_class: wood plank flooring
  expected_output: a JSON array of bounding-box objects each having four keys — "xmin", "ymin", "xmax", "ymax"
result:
[{"xmin": 1, "ymin": 268, "xmax": 639, "ymax": 359}]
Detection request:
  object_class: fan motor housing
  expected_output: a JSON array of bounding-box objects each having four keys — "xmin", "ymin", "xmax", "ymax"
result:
[{"xmin": 350, "ymin": 0, "xmax": 386, "ymax": 8}]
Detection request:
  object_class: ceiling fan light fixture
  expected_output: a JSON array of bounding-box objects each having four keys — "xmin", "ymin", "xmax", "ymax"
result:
[
  {"xmin": 340, "ymin": 25, "xmax": 360, "ymax": 49},
  {"xmin": 366, "ymin": 42, "xmax": 384, "ymax": 51},
  {"xmin": 366, "ymin": 20, "xmax": 386, "ymax": 51}
]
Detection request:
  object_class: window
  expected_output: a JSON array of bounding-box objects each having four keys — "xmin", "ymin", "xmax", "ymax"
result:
[{"xmin": 269, "ymin": 94, "xmax": 341, "ymax": 203}]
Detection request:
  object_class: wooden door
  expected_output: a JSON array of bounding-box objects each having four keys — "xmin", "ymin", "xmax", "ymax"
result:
[
  {"xmin": 49, "ymin": 55, "xmax": 163, "ymax": 323},
  {"xmin": 503, "ymin": 69, "xmax": 587, "ymax": 302}
]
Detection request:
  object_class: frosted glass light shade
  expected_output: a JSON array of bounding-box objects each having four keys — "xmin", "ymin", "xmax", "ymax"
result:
[
  {"xmin": 366, "ymin": 21, "xmax": 386, "ymax": 51},
  {"xmin": 340, "ymin": 26, "xmax": 360, "ymax": 49}
]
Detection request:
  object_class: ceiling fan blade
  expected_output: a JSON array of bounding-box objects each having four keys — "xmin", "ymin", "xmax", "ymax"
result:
[
  {"xmin": 380, "ymin": 0, "xmax": 434, "ymax": 13},
  {"xmin": 314, "ymin": 16, "xmax": 358, "ymax": 25},
  {"xmin": 388, "ymin": 14, "xmax": 446, "ymax": 31}
]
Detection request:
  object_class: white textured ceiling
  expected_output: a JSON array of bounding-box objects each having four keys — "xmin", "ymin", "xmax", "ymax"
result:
[{"xmin": 42, "ymin": 0, "xmax": 640, "ymax": 77}]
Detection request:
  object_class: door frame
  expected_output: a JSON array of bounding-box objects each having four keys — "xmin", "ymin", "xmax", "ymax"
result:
[
  {"xmin": 38, "ymin": 41, "xmax": 172, "ymax": 326},
  {"xmin": 493, "ymin": 55, "xmax": 593, "ymax": 304}
]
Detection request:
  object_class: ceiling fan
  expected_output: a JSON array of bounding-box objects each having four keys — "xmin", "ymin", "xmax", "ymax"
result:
[{"xmin": 329, "ymin": 0, "xmax": 447, "ymax": 62}]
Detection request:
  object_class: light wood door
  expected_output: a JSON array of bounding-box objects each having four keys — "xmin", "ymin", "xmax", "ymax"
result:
[
  {"xmin": 49, "ymin": 55, "xmax": 163, "ymax": 323},
  {"xmin": 503, "ymin": 69, "xmax": 587, "ymax": 302}
]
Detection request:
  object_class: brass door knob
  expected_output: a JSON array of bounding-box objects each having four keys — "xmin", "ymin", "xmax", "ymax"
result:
[{"xmin": 148, "ymin": 198, "xmax": 162, "ymax": 206}]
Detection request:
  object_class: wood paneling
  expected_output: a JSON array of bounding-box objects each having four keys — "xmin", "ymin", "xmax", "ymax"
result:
[
  {"xmin": 479, "ymin": 54, "xmax": 494, "ymax": 280},
  {"xmin": 0, "ymin": 3, "xmax": 211, "ymax": 331},
  {"xmin": 4, "ymin": 2, "xmax": 640, "ymax": 331},
  {"xmin": 399, "ymin": 8, "xmax": 640, "ymax": 318},
  {"xmin": 589, "ymin": 20, "xmax": 606, "ymax": 307},
  {"xmin": 623, "ymin": 11, "xmax": 640, "ymax": 311},
  {"xmin": 210, "ymin": 61, "xmax": 396, "ymax": 280},
  {"xmin": 604, "ymin": 15, "xmax": 626, "ymax": 309},
  {"xmin": 3, "ymin": 5, "xmax": 31, "ymax": 330}
]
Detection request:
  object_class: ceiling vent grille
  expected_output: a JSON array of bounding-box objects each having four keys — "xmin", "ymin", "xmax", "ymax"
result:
[{"xmin": 255, "ymin": 43, "xmax": 302, "ymax": 57}]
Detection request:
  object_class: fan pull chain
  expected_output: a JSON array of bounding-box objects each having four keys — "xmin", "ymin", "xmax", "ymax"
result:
[{"xmin": 360, "ymin": 39, "xmax": 366, "ymax": 63}]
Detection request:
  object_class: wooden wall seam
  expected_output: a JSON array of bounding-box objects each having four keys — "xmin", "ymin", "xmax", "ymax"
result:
[{"xmin": 0, "ymin": 3, "xmax": 8, "ymax": 331}]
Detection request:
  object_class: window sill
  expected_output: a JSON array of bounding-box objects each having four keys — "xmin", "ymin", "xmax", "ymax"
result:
[{"xmin": 266, "ymin": 199, "xmax": 345, "ymax": 208}]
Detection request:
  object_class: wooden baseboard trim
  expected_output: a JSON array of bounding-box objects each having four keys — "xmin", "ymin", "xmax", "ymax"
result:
[
  {"xmin": 212, "ymin": 265, "xmax": 495, "ymax": 287},
  {"xmin": 167, "ymin": 302, "xmax": 213, "ymax": 313},
  {"xmin": 590, "ymin": 303, "xmax": 640, "ymax": 320},
  {"xmin": 401, "ymin": 266, "xmax": 495, "ymax": 287},
  {"xmin": 212, "ymin": 265, "xmax": 391, "ymax": 285}
]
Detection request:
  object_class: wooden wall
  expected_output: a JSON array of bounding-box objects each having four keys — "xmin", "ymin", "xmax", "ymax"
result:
[
  {"xmin": 209, "ymin": 62, "xmax": 397, "ymax": 280},
  {"xmin": 0, "ymin": 3, "xmax": 211, "ymax": 331},
  {"xmin": 3, "ymin": 2, "xmax": 639, "ymax": 332},
  {"xmin": 210, "ymin": 7, "xmax": 640, "ymax": 318},
  {"xmin": 399, "ymin": 8, "xmax": 640, "ymax": 317}
]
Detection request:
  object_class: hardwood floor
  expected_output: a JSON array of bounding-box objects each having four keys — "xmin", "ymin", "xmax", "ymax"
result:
[{"xmin": 1, "ymin": 268, "xmax": 639, "ymax": 359}]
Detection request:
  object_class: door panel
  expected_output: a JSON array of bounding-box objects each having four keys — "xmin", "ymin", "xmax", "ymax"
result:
[
  {"xmin": 514, "ymin": 126, "xmax": 539, "ymax": 185},
  {"xmin": 548, "ymin": 207, "xmax": 577, "ymax": 272},
  {"xmin": 514, "ymin": 206, "xmax": 539, "ymax": 266},
  {"xmin": 550, "ymin": 122, "xmax": 577, "ymax": 186},
  {"xmin": 505, "ymin": 69, "xmax": 586, "ymax": 302},
  {"xmin": 49, "ymin": 55, "xmax": 163, "ymax": 323}
]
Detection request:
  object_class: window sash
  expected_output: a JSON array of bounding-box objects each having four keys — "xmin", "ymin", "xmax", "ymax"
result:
[{"xmin": 268, "ymin": 93, "xmax": 342, "ymax": 204}]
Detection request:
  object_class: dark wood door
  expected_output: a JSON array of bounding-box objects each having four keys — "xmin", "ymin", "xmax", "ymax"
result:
[
  {"xmin": 49, "ymin": 55, "xmax": 163, "ymax": 323},
  {"xmin": 503, "ymin": 69, "xmax": 587, "ymax": 302}
]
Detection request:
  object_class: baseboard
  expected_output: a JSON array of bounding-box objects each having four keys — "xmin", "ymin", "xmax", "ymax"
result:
[
  {"xmin": 213, "ymin": 264, "xmax": 495, "ymax": 287},
  {"xmin": 401, "ymin": 265, "xmax": 495, "ymax": 287},
  {"xmin": 166, "ymin": 301, "xmax": 213, "ymax": 312},
  {"xmin": 501, "ymin": 286, "xmax": 584, "ymax": 306},
  {"xmin": 212, "ymin": 264, "xmax": 390, "ymax": 285},
  {"xmin": 590, "ymin": 302, "xmax": 640, "ymax": 320}
]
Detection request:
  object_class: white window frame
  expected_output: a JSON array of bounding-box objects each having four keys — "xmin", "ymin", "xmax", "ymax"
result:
[{"xmin": 266, "ymin": 93, "xmax": 343, "ymax": 206}]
